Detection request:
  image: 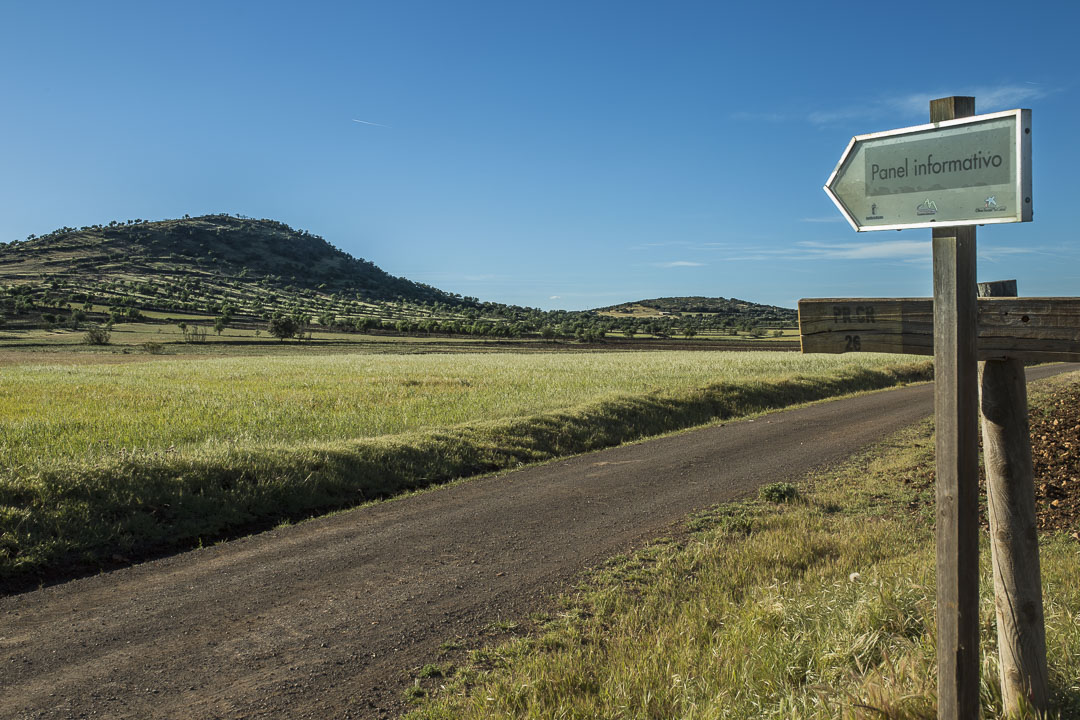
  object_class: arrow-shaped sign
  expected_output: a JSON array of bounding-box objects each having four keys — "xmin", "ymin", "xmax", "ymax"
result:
[{"xmin": 824, "ymin": 109, "xmax": 1031, "ymax": 231}]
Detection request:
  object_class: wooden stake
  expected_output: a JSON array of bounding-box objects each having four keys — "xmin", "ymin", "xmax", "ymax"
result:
[
  {"xmin": 931, "ymin": 95, "xmax": 980, "ymax": 720},
  {"xmin": 978, "ymin": 280, "xmax": 1049, "ymax": 714}
]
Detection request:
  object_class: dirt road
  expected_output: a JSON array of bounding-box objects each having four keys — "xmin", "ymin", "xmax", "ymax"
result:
[{"xmin": 3, "ymin": 365, "xmax": 1073, "ymax": 719}]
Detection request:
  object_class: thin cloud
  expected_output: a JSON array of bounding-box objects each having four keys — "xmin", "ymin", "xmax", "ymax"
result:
[
  {"xmin": 701, "ymin": 240, "xmax": 927, "ymax": 263},
  {"xmin": 634, "ymin": 240, "xmax": 693, "ymax": 249},
  {"xmin": 352, "ymin": 118, "xmax": 390, "ymax": 127},
  {"xmin": 794, "ymin": 240, "xmax": 929, "ymax": 260},
  {"xmin": 809, "ymin": 84, "xmax": 1055, "ymax": 127},
  {"xmin": 544, "ymin": 291, "xmax": 627, "ymax": 299},
  {"xmin": 978, "ymin": 245, "xmax": 1067, "ymax": 263},
  {"xmin": 710, "ymin": 238, "xmax": 1053, "ymax": 265},
  {"xmin": 409, "ymin": 272, "xmax": 506, "ymax": 285},
  {"xmin": 654, "ymin": 260, "xmax": 705, "ymax": 268},
  {"xmin": 633, "ymin": 241, "xmax": 740, "ymax": 252},
  {"xmin": 892, "ymin": 85, "xmax": 1050, "ymax": 116}
]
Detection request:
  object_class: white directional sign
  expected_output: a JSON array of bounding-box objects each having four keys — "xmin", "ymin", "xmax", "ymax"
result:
[{"xmin": 824, "ymin": 108, "xmax": 1031, "ymax": 231}]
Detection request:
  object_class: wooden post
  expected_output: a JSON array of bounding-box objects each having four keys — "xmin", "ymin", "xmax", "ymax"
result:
[
  {"xmin": 978, "ymin": 280, "xmax": 1049, "ymax": 715},
  {"xmin": 931, "ymin": 95, "xmax": 981, "ymax": 720}
]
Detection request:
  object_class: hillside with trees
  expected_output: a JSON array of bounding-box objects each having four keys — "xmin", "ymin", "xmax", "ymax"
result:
[
  {"xmin": 0, "ymin": 215, "xmax": 796, "ymax": 343},
  {"xmin": 596, "ymin": 297, "xmax": 796, "ymax": 338},
  {"xmin": 0, "ymin": 213, "xmax": 452, "ymax": 303}
]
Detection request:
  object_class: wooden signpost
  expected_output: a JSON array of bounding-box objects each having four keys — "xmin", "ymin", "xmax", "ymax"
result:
[
  {"xmin": 798, "ymin": 297, "xmax": 1080, "ymax": 361},
  {"xmin": 805, "ymin": 97, "xmax": 1062, "ymax": 719},
  {"xmin": 977, "ymin": 280, "xmax": 1049, "ymax": 714}
]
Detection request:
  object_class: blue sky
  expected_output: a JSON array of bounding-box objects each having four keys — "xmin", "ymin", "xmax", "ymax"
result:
[{"xmin": 2, "ymin": 1, "xmax": 1078, "ymax": 310}]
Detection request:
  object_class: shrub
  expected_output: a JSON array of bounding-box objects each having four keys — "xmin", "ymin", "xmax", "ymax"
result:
[
  {"xmin": 182, "ymin": 325, "xmax": 207, "ymax": 343},
  {"xmin": 759, "ymin": 482, "xmax": 800, "ymax": 503},
  {"xmin": 268, "ymin": 316, "xmax": 298, "ymax": 341},
  {"xmin": 83, "ymin": 324, "xmax": 111, "ymax": 345},
  {"xmin": 109, "ymin": 306, "xmax": 143, "ymax": 323},
  {"xmin": 418, "ymin": 664, "xmax": 446, "ymax": 679}
]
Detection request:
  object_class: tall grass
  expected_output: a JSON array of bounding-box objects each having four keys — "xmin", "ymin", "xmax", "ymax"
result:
[
  {"xmin": 0, "ymin": 351, "xmax": 931, "ymax": 585},
  {"xmin": 406, "ymin": 391, "xmax": 1080, "ymax": 719},
  {"xmin": 0, "ymin": 351, "xmax": 918, "ymax": 472}
]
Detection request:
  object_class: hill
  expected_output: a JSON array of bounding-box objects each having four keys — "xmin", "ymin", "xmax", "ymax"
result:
[
  {"xmin": 0, "ymin": 213, "xmax": 453, "ymax": 304},
  {"xmin": 0, "ymin": 215, "xmax": 796, "ymax": 343},
  {"xmin": 597, "ymin": 296, "xmax": 795, "ymax": 322},
  {"xmin": 595, "ymin": 296, "xmax": 795, "ymax": 338},
  {"xmin": 0, "ymin": 214, "xmax": 526, "ymax": 338}
]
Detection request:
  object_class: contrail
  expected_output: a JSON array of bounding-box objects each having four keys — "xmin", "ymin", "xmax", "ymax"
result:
[{"xmin": 352, "ymin": 118, "xmax": 390, "ymax": 127}]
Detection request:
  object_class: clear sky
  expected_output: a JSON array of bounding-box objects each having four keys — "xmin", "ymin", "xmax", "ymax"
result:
[{"xmin": 2, "ymin": 1, "xmax": 1078, "ymax": 310}]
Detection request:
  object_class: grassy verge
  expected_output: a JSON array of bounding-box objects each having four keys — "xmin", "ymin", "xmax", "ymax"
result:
[
  {"xmin": 0, "ymin": 359, "xmax": 930, "ymax": 587},
  {"xmin": 404, "ymin": 389, "xmax": 1080, "ymax": 719}
]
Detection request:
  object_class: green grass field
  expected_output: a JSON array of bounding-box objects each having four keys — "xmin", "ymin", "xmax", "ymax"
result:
[
  {"xmin": 0, "ymin": 349, "xmax": 932, "ymax": 585},
  {"xmin": 0, "ymin": 350, "xmax": 918, "ymax": 471},
  {"xmin": 406, "ymin": 378, "xmax": 1080, "ymax": 719}
]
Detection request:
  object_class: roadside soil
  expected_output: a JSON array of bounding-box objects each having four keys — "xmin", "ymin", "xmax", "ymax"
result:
[
  {"xmin": 896, "ymin": 375, "xmax": 1080, "ymax": 539},
  {"xmin": 1, "ymin": 365, "xmax": 1074, "ymax": 720},
  {"xmin": 1028, "ymin": 383, "xmax": 1080, "ymax": 537}
]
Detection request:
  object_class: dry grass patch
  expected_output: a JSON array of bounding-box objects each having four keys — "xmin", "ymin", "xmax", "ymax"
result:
[{"xmin": 407, "ymin": 385, "xmax": 1080, "ymax": 719}]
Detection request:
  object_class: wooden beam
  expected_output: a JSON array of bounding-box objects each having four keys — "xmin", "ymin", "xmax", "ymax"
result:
[
  {"xmin": 798, "ymin": 298, "xmax": 933, "ymax": 356},
  {"xmin": 931, "ymin": 94, "xmax": 980, "ymax": 720},
  {"xmin": 798, "ymin": 297, "xmax": 1080, "ymax": 361},
  {"xmin": 978, "ymin": 282, "xmax": 1049, "ymax": 715},
  {"xmin": 978, "ymin": 297, "xmax": 1080, "ymax": 359}
]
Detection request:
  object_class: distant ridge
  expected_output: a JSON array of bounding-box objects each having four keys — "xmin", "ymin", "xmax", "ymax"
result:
[{"xmin": 596, "ymin": 296, "xmax": 796, "ymax": 324}]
